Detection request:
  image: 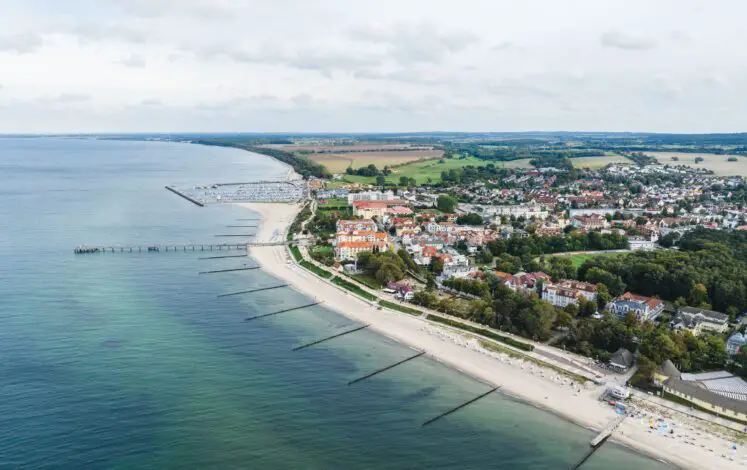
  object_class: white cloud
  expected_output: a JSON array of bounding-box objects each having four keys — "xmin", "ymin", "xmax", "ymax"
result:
[
  {"xmin": 600, "ymin": 31, "xmax": 657, "ymax": 50},
  {"xmin": 1, "ymin": 0, "xmax": 747, "ymax": 133},
  {"xmin": 0, "ymin": 32, "xmax": 44, "ymax": 54},
  {"xmin": 117, "ymin": 54, "xmax": 146, "ymax": 68}
]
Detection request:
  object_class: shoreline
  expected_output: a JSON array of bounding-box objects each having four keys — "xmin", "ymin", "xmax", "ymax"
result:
[{"xmin": 238, "ymin": 200, "xmax": 745, "ymax": 469}]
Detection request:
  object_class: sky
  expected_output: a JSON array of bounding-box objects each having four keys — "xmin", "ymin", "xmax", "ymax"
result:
[{"xmin": 0, "ymin": 0, "xmax": 745, "ymax": 133}]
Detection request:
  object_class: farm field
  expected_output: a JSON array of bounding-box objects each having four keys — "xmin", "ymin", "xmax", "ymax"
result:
[
  {"xmin": 310, "ymin": 150, "xmax": 443, "ymax": 174},
  {"xmin": 502, "ymin": 158, "xmax": 534, "ymax": 169},
  {"xmin": 343, "ymin": 156, "xmax": 484, "ymax": 185},
  {"xmin": 571, "ymin": 155, "xmax": 633, "ymax": 169},
  {"xmin": 261, "ymin": 143, "xmax": 434, "ymax": 153},
  {"xmin": 645, "ymin": 152, "xmax": 747, "ymax": 176}
]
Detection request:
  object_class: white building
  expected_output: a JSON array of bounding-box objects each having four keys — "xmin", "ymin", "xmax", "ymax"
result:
[
  {"xmin": 347, "ymin": 190, "xmax": 396, "ymax": 204},
  {"xmin": 608, "ymin": 292, "xmax": 664, "ymax": 322},
  {"xmin": 541, "ymin": 280, "xmax": 597, "ymax": 308},
  {"xmin": 629, "ymin": 235, "xmax": 657, "ymax": 251}
]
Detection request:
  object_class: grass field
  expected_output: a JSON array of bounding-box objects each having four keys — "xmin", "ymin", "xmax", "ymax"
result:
[
  {"xmin": 309, "ymin": 150, "xmax": 443, "ymax": 174},
  {"xmin": 343, "ymin": 156, "xmax": 485, "ymax": 185},
  {"xmin": 553, "ymin": 251, "xmax": 626, "ymax": 268},
  {"xmin": 571, "ymin": 155, "xmax": 633, "ymax": 169},
  {"xmin": 502, "ymin": 158, "xmax": 534, "ymax": 169},
  {"xmin": 645, "ymin": 152, "xmax": 747, "ymax": 176}
]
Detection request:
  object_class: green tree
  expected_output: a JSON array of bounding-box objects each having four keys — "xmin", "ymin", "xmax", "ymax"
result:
[
  {"xmin": 376, "ymin": 175, "xmax": 386, "ymax": 186},
  {"xmin": 689, "ymin": 283, "xmax": 709, "ymax": 307},
  {"xmin": 430, "ymin": 257, "xmax": 444, "ymax": 275},
  {"xmin": 436, "ymin": 195, "xmax": 457, "ymax": 213}
]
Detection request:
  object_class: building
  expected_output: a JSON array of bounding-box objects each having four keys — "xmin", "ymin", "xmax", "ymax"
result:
[
  {"xmin": 335, "ymin": 231, "xmax": 387, "ymax": 244},
  {"xmin": 570, "ymin": 214, "xmax": 609, "ymax": 230},
  {"xmin": 670, "ymin": 306, "xmax": 729, "ymax": 336},
  {"xmin": 352, "ymin": 200, "xmax": 409, "ymax": 219},
  {"xmin": 664, "ymin": 373, "xmax": 747, "ymax": 422},
  {"xmin": 486, "ymin": 204, "xmax": 549, "ymax": 220},
  {"xmin": 607, "ymin": 292, "xmax": 664, "ymax": 321},
  {"xmin": 727, "ymin": 333, "xmax": 747, "ymax": 356},
  {"xmin": 609, "ymin": 347, "xmax": 634, "ymax": 373},
  {"xmin": 334, "ymin": 241, "xmax": 388, "ymax": 261},
  {"xmin": 541, "ymin": 280, "xmax": 597, "ymax": 308},
  {"xmin": 347, "ymin": 190, "xmax": 396, "ymax": 204},
  {"xmin": 512, "ymin": 272, "xmax": 551, "ymax": 292},
  {"xmin": 628, "ymin": 235, "xmax": 657, "ymax": 251},
  {"xmin": 336, "ymin": 219, "xmax": 377, "ymax": 233}
]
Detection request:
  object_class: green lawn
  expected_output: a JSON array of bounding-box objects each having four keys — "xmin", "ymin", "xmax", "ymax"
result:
[
  {"xmin": 300, "ymin": 260, "xmax": 333, "ymax": 279},
  {"xmin": 318, "ymin": 197, "xmax": 348, "ymax": 209},
  {"xmin": 289, "ymin": 245, "xmax": 303, "ymax": 262},
  {"xmin": 351, "ymin": 273, "xmax": 383, "ymax": 289},
  {"xmin": 554, "ymin": 251, "xmax": 625, "ymax": 268}
]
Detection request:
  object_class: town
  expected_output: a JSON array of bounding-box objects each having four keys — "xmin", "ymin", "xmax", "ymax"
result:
[{"xmin": 267, "ymin": 139, "xmax": 747, "ymax": 426}]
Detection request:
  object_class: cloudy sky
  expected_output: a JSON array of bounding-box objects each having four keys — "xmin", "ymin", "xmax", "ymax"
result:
[{"xmin": 0, "ymin": 0, "xmax": 744, "ymax": 133}]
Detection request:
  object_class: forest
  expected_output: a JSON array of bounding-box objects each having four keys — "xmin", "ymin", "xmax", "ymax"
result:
[{"xmin": 577, "ymin": 228, "xmax": 747, "ymax": 316}]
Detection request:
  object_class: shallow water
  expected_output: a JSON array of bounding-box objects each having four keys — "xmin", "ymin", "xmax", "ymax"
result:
[{"xmin": 0, "ymin": 138, "xmax": 669, "ymax": 469}]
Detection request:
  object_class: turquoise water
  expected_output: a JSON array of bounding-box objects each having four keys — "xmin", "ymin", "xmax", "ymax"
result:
[{"xmin": 0, "ymin": 138, "xmax": 669, "ymax": 469}]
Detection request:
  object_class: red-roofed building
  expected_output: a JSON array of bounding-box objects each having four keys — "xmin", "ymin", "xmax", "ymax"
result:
[{"xmin": 608, "ymin": 292, "xmax": 664, "ymax": 321}]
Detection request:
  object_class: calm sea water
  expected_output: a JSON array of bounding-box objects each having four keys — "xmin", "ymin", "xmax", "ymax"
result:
[{"xmin": 0, "ymin": 138, "xmax": 669, "ymax": 469}]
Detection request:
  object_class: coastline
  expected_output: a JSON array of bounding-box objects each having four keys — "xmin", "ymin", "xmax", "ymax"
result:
[{"xmin": 237, "ymin": 201, "xmax": 743, "ymax": 470}]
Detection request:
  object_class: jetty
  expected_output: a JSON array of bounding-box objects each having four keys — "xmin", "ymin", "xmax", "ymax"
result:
[
  {"xmin": 74, "ymin": 241, "xmax": 288, "ymax": 254},
  {"xmin": 572, "ymin": 414, "xmax": 626, "ymax": 469}
]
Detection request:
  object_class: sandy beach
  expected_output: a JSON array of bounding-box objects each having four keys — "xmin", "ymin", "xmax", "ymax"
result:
[{"xmin": 239, "ymin": 201, "xmax": 742, "ymax": 470}]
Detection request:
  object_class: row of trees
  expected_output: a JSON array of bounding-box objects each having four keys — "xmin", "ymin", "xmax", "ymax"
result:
[{"xmin": 487, "ymin": 231, "xmax": 629, "ymax": 258}]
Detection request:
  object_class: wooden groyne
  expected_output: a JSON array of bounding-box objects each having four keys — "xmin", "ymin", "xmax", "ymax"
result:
[
  {"xmin": 198, "ymin": 266, "xmax": 260, "ymax": 275},
  {"xmin": 348, "ymin": 351, "xmax": 425, "ymax": 385},
  {"xmin": 217, "ymin": 284, "xmax": 289, "ymax": 298},
  {"xmin": 165, "ymin": 186, "xmax": 204, "ymax": 207},
  {"xmin": 244, "ymin": 302, "xmax": 320, "ymax": 322},
  {"xmin": 422, "ymin": 386, "xmax": 500, "ymax": 427},
  {"xmin": 293, "ymin": 324, "xmax": 369, "ymax": 351}
]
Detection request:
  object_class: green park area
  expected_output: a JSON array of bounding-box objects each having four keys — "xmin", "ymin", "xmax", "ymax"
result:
[{"xmin": 554, "ymin": 251, "xmax": 625, "ymax": 268}]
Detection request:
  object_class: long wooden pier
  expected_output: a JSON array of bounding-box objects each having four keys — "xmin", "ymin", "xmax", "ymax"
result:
[{"xmin": 74, "ymin": 241, "xmax": 288, "ymax": 254}]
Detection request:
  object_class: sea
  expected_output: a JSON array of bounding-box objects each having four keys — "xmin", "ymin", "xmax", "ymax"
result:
[{"xmin": 0, "ymin": 138, "xmax": 670, "ymax": 469}]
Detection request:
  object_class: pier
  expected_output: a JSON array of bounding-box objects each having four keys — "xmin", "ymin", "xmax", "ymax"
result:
[
  {"xmin": 422, "ymin": 386, "xmax": 499, "ymax": 427},
  {"xmin": 244, "ymin": 302, "xmax": 320, "ymax": 322},
  {"xmin": 164, "ymin": 186, "xmax": 205, "ymax": 207},
  {"xmin": 348, "ymin": 351, "xmax": 425, "ymax": 385},
  {"xmin": 572, "ymin": 414, "xmax": 626, "ymax": 469},
  {"xmin": 293, "ymin": 324, "xmax": 369, "ymax": 351},
  {"xmin": 73, "ymin": 241, "xmax": 288, "ymax": 255}
]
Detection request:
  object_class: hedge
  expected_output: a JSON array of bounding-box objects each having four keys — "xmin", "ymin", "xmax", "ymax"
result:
[
  {"xmin": 379, "ymin": 300, "xmax": 423, "ymax": 316},
  {"xmin": 300, "ymin": 260, "xmax": 332, "ymax": 279},
  {"xmin": 331, "ymin": 276, "xmax": 377, "ymax": 301},
  {"xmin": 425, "ymin": 314, "xmax": 534, "ymax": 351}
]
